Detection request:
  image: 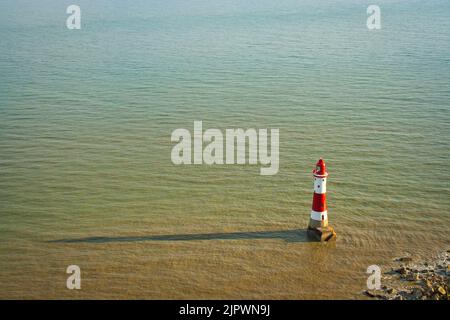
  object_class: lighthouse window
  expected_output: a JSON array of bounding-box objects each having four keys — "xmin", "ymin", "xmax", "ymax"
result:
[{"xmin": 322, "ymin": 179, "xmax": 324, "ymax": 182}]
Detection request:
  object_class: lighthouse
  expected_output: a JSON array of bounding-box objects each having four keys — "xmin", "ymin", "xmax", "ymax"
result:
[{"xmin": 307, "ymin": 158, "xmax": 337, "ymax": 241}]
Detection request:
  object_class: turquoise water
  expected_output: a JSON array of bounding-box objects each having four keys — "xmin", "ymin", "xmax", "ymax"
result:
[{"xmin": 0, "ymin": 0, "xmax": 449, "ymax": 299}]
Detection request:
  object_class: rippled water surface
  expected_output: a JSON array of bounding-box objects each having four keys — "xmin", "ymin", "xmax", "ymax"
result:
[{"xmin": 0, "ymin": 0, "xmax": 449, "ymax": 298}]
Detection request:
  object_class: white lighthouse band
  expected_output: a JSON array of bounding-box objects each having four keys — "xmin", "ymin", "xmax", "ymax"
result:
[
  {"xmin": 310, "ymin": 210, "xmax": 328, "ymax": 222},
  {"xmin": 313, "ymin": 177, "xmax": 327, "ymax": 194}
]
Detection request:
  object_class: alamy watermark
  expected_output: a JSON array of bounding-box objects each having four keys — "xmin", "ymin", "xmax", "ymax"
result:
[
  {"xmin": 367, "ymin": 5, "xmax": 381, "ymax": 30},
  {"xmin": 66, "ymin": 5, "xmax": 380, "ymax": 31},
  {"xmin": 171, "ymin": 121, "xmax": 279, "ymax": 175},
  {"xmin": 66, "ymin": 5, "xmax": 81, "ymax": 29},
  {"xmin": 66, "ymin": 265, "xmax": 81, "ymax": 290},
  {"xmin": 367, "ymin": 265, "xmax": 381, "ymax": 290}
]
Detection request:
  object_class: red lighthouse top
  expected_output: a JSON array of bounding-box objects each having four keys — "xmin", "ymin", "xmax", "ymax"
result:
[{"xmin": 313, "ymin": 158, "xmax": 328, "ymax": 178}]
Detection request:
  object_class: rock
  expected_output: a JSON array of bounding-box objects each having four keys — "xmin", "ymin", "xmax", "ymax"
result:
[
  {"xmin": 364, "ymin": 250, "xmax": 449, "ymax": 300},
  {"xmin": 364, "ymin": 290, "xmax": 389, "ymax": 299},
  {"xmin": 411, "ymin": 287, "xmax": 423, "ymax": 299},
  {"xmin": 387, "ymin": 288, "xmax": 397, "ymax": 295},
  {"xmin": 364, "ymin": 290, "xmax": 376, "ymax": 298},
  {"xmin": 406, "ymin": 273, "xmax": 420, "ymax": 281},
  {"xmin": 397, "ymin": 266, "xmax": 408, "ymax": 275},
  {"xmin": 437, "ymin": 286, "xmax": 446, "ymax": 295},
  {"xmin": 395, "ymin": 256, "xmax": 413, "ymax": 262}
]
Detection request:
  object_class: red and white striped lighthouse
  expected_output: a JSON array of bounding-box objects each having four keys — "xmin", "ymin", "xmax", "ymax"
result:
[
  {"xmin": 307, "ymin": 158, "xmax": 336, "ymax": 241},
  {"xmin": 309, "ymin": 158, "xmax": 328, "ymax": 228}
]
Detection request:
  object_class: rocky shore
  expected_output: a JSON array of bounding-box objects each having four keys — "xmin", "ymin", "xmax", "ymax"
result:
[{"xmin": 364, "ymin": 250, "xmax": 449, "ymax": 300}]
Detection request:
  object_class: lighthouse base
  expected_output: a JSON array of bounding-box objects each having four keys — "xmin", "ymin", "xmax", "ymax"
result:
[{"xmin": 307, "ymin": 225, "xmax": 336, "ymax": 242}]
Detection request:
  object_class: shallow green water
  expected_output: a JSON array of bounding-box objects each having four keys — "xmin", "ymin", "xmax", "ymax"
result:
[{"xmin": 0, "ymin": 0, "xmax": 449, "ymax": 299}]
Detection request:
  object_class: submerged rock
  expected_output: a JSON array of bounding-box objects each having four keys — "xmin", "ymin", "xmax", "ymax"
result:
[
  {"xmin": 406, "ymin": 273, "xmax": 420, "ymax": 282},
  {"xmin": 397, "ymin": 266, "xmax": 408, "ymax": 275},
  {"xmin": 386, "ymin": 287, "xmax": 397, "ymax": 295},
  {"xmin": 395, "ymin": 257, "xmax": 413, "ymax": 263}
]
